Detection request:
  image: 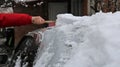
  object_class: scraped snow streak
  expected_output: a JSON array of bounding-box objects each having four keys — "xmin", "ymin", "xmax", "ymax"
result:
[{"xmin": 17, "ymin": 12, "xmax": 120, "ymax": 67}]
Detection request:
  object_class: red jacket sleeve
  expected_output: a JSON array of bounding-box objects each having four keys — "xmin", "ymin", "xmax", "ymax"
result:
[{"xmin": 0, "ymin": 13, "xmax": 32, "ymax": 28}]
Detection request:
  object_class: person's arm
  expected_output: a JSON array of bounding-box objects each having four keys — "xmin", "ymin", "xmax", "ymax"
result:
[{"xmin": 0, "ymin": 13, "xmax": 45, "ymax": 28}]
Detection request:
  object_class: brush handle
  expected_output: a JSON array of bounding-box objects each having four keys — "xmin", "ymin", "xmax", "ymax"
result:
[
  {"xmin": 45, "ymin": 21, "xmax": 55, "ymax": 27},
  {"xmin": 45, "ymin": 21, "xmax": 55, "ymax": 23}
]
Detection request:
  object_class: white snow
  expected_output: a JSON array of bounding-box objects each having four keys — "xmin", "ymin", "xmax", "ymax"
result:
[
  {"xmin": 18, "ymin": 11, "xmax": 120, "ymax": 67},
  {"xmin": 33, "ymin": 12, "xmax": 120, "ymax": 67}
]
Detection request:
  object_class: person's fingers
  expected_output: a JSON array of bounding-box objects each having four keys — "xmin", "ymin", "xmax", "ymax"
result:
[
  {"xmin": 40, "ymin": 17, "xmax": 45, "ymax": 23},
  {"xmin": 32, "ymin": 16, "xmax": 45, "ymax": 24},
  {"xmin": 38, "ymin": 17, "xmax": 45, "ymax": 23}
]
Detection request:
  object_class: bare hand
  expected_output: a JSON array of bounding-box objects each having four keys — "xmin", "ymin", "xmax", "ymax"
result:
[{"xmin": 32, "ymin": 16, "xmax": 45, "ymax": 24}]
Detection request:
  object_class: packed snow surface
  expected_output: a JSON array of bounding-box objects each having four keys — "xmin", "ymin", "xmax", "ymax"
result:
[{"xmin": 33, "ymin": 12, "xmax": 120, "ymax": 67}]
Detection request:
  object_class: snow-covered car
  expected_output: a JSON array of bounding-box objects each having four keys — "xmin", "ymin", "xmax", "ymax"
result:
[{"xmin": 34, "ymin": 12, "xmax": 120, "ymax": 67}]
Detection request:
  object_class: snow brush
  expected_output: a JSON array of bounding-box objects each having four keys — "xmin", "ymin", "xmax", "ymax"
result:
[{"xmin": 45, "ymin": 20, "xmax": 56, "ymax": 27}]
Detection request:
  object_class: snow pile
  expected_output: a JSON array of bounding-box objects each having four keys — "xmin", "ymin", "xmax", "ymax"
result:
[{"xmin": 34, "ymin": 12, "xmax": 120, "ymax": 67}]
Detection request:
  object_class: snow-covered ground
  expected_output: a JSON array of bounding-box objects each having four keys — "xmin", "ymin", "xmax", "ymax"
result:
[{"xmin": 21, "ymin": 12, "xmax": 120, "ymax": 67}]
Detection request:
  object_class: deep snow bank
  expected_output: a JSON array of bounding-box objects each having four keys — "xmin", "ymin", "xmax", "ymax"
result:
[{"xmin": 34, "ymin": 12, "xmax": 120, "ymax": 67}]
